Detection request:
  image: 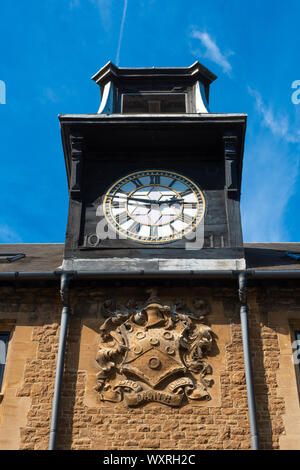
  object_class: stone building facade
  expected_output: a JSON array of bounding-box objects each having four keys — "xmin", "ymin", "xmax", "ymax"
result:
[
  {"xmin": 1, "ymin": 63, "xmax": 300, "ymax": 450},
  {"xmin": 1, "ymin": 244, "xmax": 300, "ymax": 450}
]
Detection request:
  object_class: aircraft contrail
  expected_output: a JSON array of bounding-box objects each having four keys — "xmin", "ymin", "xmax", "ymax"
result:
[{"xmin": 116, "ymin": 0, "xmax": 128, "ymax": 66}]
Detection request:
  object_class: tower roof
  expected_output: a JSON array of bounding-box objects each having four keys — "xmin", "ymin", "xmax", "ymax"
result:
[{"xmin": 91, "ymin": 61, "xmax": 217, "ymax": 92}]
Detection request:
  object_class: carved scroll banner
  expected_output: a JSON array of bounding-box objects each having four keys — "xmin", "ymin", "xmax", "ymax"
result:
[{"xmin": 95, "ymin": 290, "xmax": 214, "ymax": 408}]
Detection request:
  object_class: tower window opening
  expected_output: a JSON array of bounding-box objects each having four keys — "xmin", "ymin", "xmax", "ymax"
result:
[{"xmin": 122, "ymin": 93, "xmax": 186, "ymax": 114}]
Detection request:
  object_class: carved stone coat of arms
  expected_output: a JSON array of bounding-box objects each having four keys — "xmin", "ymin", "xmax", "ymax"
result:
[{"xmin": 95, "ymin": 292, "xmax": 214, "ymax": 407}]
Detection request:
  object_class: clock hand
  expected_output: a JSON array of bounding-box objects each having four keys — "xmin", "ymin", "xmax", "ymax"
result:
[
  {"xmin": 109, "ymin": 195, "xmax": 185, "ymax": 205},
  {"xmin": 128, "ymin": 197, "xmax": 162, "ymax": 204},
  {"xmin": 161, "ymin": 197, "xmax": 198, "ymax": 205},
  {"xmin": 159, "ymin": 198, "xmax": 183, "ymax": 204},
  {"xmin": 144, "ymin": 198, "xmax": 184, "ymax": 205},
  {"xmin": 110, "ymin": 195, "xmax": 159, "ymax": 204},
  {"xmin": 109, "ymin": 195, "xmax": 169, "ymax": 205}
]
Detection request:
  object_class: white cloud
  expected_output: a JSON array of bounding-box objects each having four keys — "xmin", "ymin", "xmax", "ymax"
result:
[
  {"xmin": 69, "ymin": 0, "xmax": 80, "ymax": 9},
  {"xmin": 44, "ymin": 88, "xmax": 59, "ymax": 103},
  {"xmin": 242, "ymin": 87, "xmax": 300, "ymax": 242},
  {"xmin": 0, "ymin": 225, "xmax": 23, "ymax": 243},
  {"xmin": 37, "ymin": 87, "xmax": 60, "ymax": 104},
  {"xmin": 191, "ymin": 31, "xmax": 232, "ymax": 75},
  {"xmin": 90, "ymin": 0, "xmax": 113, "ymax": 32},
  {"xmin": 248, "ymin": 86, "xmax": 300, "ymax": 143},
  {"xmin": 242, "ymin": 138, "xmax": 299, "ymax": 242}
]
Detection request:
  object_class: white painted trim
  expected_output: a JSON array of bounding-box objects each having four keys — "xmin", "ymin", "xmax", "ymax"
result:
[
  {"xmin": 98, "ymin": 81, "xmax": 114, "ymax": 114},
  {"xmin": 195, "ymin": 81, "xmax": 209, "ymax": 113},
  {"xmin": 62, "ymin": 257, "xmax": 246, "ymax": 271}
]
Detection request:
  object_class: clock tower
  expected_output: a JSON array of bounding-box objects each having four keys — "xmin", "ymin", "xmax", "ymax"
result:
[{"xmin": 60, "ymin": 61, "xmax": 247, "ymax": 272}]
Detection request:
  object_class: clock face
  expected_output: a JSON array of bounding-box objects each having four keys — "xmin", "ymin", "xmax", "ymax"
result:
[{"xmin": 103, "ymin": 170, "xmax": 205, "ymax": 243}]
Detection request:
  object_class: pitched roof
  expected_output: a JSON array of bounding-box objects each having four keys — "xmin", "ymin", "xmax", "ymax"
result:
[
  {"xmin": 0, "ymin": 244, "xmax": 64, "ymax": 272},
  {"xmin": 244, "ymin": 243, "xmax": 300, "ymax": 271},
  {"xmin": 0, "ymin": 243, "xmax": 300, "ymax": 273}
]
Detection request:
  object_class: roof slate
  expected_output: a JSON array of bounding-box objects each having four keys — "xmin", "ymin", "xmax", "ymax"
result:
[
  {"xmin": 244, "ymin": 243, "xmax": 300, "ymax": 271},
  {"xmin": 0, "ymin": 244, "xmax": 64, "ymax": 272}
]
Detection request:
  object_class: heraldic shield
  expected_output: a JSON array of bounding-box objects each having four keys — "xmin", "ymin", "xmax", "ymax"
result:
[{"xmin": 95, "ymin": 291, "xmax": 214, "ymax": 407}]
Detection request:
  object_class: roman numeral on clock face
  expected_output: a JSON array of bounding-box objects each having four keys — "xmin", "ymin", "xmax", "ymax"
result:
[
  {"xmin": 111, "ymin": 200, "xmax": 126, "ymax": 209},
  {"xmin": 183, "ymin": 202, "xmax": 197, "ymax": 209},
  {"xmin": 128, "ymin": 221, "xmax": 141, "ymax": 234},
  {"xmin": 168, "ymin": 179, "xmax": 177, "ymax": 188},
  {"xmin": 117, "ymin": 188, "xmax": 129, "ymax": 195},
  {"xmin": 132, "ymin": 178, "xmax": 143, "ymax": 188},
  {"xmin": 149, "ymin": 174, "xmax": 160, "ymax": 184},
  {"xmin": 150, "ymin": 225, "xmax": 158, "ymax": 237},
  {"xmin": 168, "ymin": 223, "xmax": 175, "ymax": 234},
  {"xmin": 115, "ymin": 211, "xmax": 130, "ymax": 224},
  {"xmin": 180, "ymin": 188, "xmax": 193, "ymax": 197},
  {"xmin": 183, "ymin": 201, "xmax": 200, "ymax": 209},
  {"xmin": 180, "ymin": 213, "xmax": 194, "ymax": 225}
]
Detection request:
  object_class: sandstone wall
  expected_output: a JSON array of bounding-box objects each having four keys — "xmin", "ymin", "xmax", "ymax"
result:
[{"xmin": 0, "ymin": 282, "xmax": 298, "ymax": 450}]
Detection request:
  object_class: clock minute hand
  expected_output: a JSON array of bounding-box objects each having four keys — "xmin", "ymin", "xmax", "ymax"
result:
[
  {"xmin": 110, "ymin": 195, "xmax": 185, "ymax": 204},
  {"xmin": 128, "ymin": 196, "xmax": 161, "ymax": 204},
  {"xmin": 127, "ymin": 196, "xmax": 185, "ymax": 204}
]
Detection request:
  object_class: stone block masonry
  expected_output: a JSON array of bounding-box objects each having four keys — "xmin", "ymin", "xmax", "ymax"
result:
[{"xmin": 0, "ymin": 283, "xmax": 295, "ymax": 449}]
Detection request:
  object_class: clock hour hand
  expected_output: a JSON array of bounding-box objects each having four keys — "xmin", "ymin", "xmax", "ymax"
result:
[
  {"xmin": 161, "ymin": 196, "xmax": 198, "ymax": 205},
  {"xmin": 128, "ymin": 196, "xmax": 161, "ymax": 204},
  {"xmin": 109, "ymin": 195, "xmax": 165, "ymax": 205}
]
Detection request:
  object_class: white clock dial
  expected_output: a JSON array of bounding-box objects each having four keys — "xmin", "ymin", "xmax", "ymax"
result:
[{"xmin": 103, "ymin": 170, "xmax": 205, "ymax": 243}]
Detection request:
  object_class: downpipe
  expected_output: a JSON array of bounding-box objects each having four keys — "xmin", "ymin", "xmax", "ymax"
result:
[
  {"xmin": 48, "ymin": 273, "xmax": 71, "ymax": 450},
  {"xmin": 239, "ymin": 272, "xmax": 259, "ymax": 450}
]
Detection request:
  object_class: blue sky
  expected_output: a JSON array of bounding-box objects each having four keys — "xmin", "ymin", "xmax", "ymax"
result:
[{"xmin": 0, "ymin": 0, "xmax": 300, "ymax": 243}]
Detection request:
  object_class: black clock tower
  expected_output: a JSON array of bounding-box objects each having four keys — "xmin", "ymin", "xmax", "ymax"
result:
[{"xmin": 59, "ymin": 61, "xmax": 247, "ymax": 272}]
